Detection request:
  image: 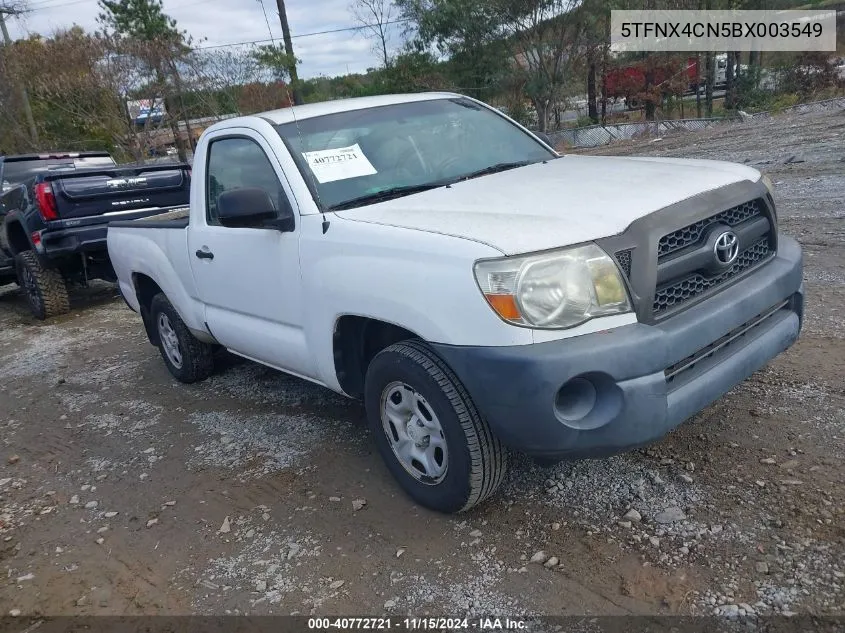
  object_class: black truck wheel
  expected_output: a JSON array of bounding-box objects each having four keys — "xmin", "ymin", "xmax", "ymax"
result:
[
  {"xmin": 364, "ymin": 340, "xmax": 507, "ymax": 513},
  {"xmin": 150, "ymin": 293, "xmax": 214, "ymax": 383},
  {"xmin": 15, "ymin": 251, "xmax": 70, "ymax": 320}
]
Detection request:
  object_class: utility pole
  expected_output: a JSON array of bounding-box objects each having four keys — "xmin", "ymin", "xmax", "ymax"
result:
[
  {"xmin": 0, "ymin": 6, "xmax": 38, "ymax": 145},
  {"xmin": 274, "ymin": 0, "xmax": 303, "ymax": 105}
]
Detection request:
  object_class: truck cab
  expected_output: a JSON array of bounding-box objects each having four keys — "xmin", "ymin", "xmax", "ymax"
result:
[{"xmin": 107, "ymin": 93, "xmax": 803, "ymax": 513}]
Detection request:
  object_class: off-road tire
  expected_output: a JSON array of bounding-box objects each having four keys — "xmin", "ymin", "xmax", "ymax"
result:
[
  {"xmin": 150, "ymin": 293, "xmax": 214, "ymax": 383},
  {"xmin": 364, "ymin": 339, "xmax": 507, "ymax": 513},
  {"xmin": 15, "ymin": 251, "xmax": 70, "ymax": 320}
]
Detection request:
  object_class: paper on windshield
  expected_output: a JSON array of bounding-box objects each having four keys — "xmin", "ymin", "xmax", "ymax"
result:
[{"xmin": 302, "ymin": 144, "xmax": 377, "ymax": 183}]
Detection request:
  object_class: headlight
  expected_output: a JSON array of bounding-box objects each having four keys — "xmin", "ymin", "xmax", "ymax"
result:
[
  {"xmin": 760, "ymin": 174, "xmax": 778, "ymax": 224},
  {"xmin": 474, "ymin": 244, "xmax": 632, "ymax": 329},
  {"xmin": 761, "ymin": 174, "xmax": 775, "ymax": 197}
]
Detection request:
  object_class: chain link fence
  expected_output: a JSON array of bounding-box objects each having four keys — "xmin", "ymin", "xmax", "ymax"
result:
[
  {"xmin": 548, "ymin": 96, "xmax": 845, "ymax": 148},
  {"xmin": 548, "ymin": 118, "xmax": 723, "ymax": 148},
  {"xmin": 747, "ymin": 96, "xmax": 845, "ymax": 120}
]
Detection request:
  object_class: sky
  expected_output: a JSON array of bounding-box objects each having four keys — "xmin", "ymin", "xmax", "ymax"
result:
[{"xmin": 6, "ymin": 0, "xmax": 403, "ymax": 78}]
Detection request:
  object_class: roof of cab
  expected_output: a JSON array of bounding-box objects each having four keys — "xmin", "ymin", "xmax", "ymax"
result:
[{"xmin": 257, "ymin": 92, "xmax": 463, "ymax": 125}]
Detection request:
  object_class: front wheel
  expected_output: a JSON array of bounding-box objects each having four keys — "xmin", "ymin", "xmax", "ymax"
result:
[
  {"xmin": 150, "ymin": 293, "xmax": 214, "ymax": 383},
  {"xmin": 364, "ymin": 340, "xmax": 507, "ymax": 513}
]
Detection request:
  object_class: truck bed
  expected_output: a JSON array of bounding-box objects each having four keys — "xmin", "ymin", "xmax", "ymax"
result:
[{"xmin": 107, "ymin": 207, "xmax": 200, "ymax": 325}]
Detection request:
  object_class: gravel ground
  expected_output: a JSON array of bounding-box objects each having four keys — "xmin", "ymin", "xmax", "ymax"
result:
[{"xmin": 0, "ymin": 106, "xmax": 843, "ymax": 619}]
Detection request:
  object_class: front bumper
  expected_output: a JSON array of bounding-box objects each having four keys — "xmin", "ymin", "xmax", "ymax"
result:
[{"xmin": 432, "ymin": 236, "xmax": 804, "ymax": 460}]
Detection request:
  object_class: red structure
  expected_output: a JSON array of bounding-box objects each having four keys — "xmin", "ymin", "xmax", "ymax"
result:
[{"xmin": 604, "ymin": 56, "xmax": 700, "ymax": 106}]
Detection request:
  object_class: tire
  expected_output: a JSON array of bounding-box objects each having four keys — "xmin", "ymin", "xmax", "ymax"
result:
[
  {"xmin": 149, "ymin": 292, "xmax": 214, "ymax": 383},
  {"xmin": 15, "ymin": 251, "xmax": 70, "ymax": 320},
  {"xmin": 364, "ymin": 339, "xmax": 507, "ymax": 513}
]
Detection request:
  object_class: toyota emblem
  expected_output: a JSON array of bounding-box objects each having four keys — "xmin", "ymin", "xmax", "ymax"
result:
[{"xmin": 714, "ymin": 231, "xmax": 739, "ymax": 265}]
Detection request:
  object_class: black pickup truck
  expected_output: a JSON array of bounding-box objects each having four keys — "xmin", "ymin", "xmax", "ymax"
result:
[{"xmin": 0, "ymin": 152, "xmax": 190, "ymax": 319}]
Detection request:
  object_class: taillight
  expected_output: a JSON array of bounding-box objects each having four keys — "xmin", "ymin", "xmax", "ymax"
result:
[{"xmin": 34, "ymin": 183, "xmax": 59, "ymax": 221}]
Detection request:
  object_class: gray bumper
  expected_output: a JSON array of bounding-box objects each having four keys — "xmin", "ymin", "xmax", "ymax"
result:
[{"xmin": 431, "ymin": 236, "xmax": 804, "ymax": 460}]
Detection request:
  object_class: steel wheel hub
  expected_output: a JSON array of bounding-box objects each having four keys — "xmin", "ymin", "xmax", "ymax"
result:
[
  {"xmin": 406, "ymin": 421, "xmax": 426, "ymax": 444},
  {"xmin": 157, "ymin": 313, "xmax": 183, "ymax": 369},
  {"xmin": 380, "ymin": 381, "xmax": 448, "ymax": 485}
]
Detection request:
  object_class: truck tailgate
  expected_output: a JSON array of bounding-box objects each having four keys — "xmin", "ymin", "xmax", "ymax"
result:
[{"xmin": 48, "ymin": 164, "xmax": 190, "ymax": 219}]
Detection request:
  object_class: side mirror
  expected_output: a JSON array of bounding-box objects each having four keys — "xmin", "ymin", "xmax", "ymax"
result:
[{"xmin": 216, "ymin": 187, "xmax": 293, "ymax": 231}]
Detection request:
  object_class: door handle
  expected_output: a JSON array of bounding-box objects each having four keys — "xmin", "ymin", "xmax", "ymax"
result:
[{"xmin": 195, "ymin": 249, "xmax": 214, "ymax": 260}]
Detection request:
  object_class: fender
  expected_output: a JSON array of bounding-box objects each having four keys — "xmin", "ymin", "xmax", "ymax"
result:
[
  {"xmin": 1, "ymin": 214, "xmax": 39, "ymax": 256},
  {"xmin": 298, "ymin": 215, "xmax": 534, "ymax": 391},
  {"xmin": 108, "ymin": 227, "xmax": 208, "ymax": 336}
]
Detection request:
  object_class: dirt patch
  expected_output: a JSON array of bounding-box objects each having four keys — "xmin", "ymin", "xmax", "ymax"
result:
[{"xmin": 0, "ymin": 107, "xmax": 843, "ymax": 618}]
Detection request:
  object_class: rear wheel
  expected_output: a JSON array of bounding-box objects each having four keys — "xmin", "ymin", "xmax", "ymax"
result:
[
  {"xmin": 150, "ymin": 293, "xmax": 214, "ymax": 383},
  {"xmin": 15, "ymin": 251, "xmax": 69, "ymax": 320},
  {"xmin": 364, "ymin": 340, "xmax": 507, "ymax": 513}
]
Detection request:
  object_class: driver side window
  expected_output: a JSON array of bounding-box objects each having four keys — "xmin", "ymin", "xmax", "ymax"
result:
[{"xmin": 206, "ymin": 137, "xmax": 290, "ymax": 226}]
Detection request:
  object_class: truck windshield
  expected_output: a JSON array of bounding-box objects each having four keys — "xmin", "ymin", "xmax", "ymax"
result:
[{"xmin": 275, "ymin": 97, "xmax": 556, "ymax": 211}]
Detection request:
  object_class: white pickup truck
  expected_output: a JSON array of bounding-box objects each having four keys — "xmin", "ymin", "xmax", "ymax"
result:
[{"xmin": 107, "ymin": 93, "xmax": 804, "ymax": 513}]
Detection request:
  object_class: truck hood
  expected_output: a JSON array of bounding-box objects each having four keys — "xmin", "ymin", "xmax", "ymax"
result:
[{"xmin": 335, "ymin": 155, "xmax": 762, "ymax": 255}]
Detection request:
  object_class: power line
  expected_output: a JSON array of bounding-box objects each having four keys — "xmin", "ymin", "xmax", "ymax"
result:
[
  {"xmin": 28, "ymin": 0, "xmax": 222, "ymax": 11},
  {"xmin": 195, "ymin": 18, "xmax": 410, "ymax": 50},
  {"xmin": 256, "ymin": 0, "xmax": 276, "ymax": 46},
  {"xmin": 19, "ymin": 0, "xmax": 408, "ymax": 51},
  {"xmin": 27, "ymin": 0, "xmax": 91, "ymax": 9},
  {"xmin": 27, "ymin": 0, "xmax": 95, "ymax": 9}
]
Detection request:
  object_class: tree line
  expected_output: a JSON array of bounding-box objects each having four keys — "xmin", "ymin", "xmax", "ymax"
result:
[
  {"xmin": 386, "ymin": 0, "xmax": 843, "ymax": 129},
  {"xmin": 0, "ymin": 0, "xmax": 842, "ymax": 158}
]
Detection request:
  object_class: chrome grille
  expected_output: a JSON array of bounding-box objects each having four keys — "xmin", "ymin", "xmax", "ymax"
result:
[
  {"xmin": 658, "ymin": 200, "xmax": 762, "ymax": 259},
  {"xmin": 653, "ymin": 237, "xmax": 772, "ymax": 313}
]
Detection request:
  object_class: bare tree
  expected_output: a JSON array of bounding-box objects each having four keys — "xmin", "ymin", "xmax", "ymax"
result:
[
  {"xmin": 351, "ymin": 0, "xmax": 395, "ymax": 68},
  {"xmin": 98, "ymin": 0, "xmax": 197, "ymax": 161},
  {"xmin": 186, "ymin": 47, "xmax": 289, "ymax": 117},
  {"xmin": 16, "ymin": 29, "xmax": 169, "ymax": 160},
  {"xmin": 0, "ymin": 0, "xmax": 38, "ymax": 145},
  {"xmin": 705, "ymin": 51, "xmax": 714, "ymax": 116},
  {"xmin": 500, "ymin": 0, "xmax": 585, "ymax": 133}
]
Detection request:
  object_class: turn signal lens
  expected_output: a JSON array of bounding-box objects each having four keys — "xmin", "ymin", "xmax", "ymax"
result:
[{"xmin": 484, "ymin": 293, "xmax": 521, "ymax": 320}]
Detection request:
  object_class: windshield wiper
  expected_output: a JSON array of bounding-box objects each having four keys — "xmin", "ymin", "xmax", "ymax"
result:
[
  {"xmin": 327, "ymin": 161, "xmax": 537, "ymax": 211},
  {"xmin": 327, "ymin": 183, "xmax": 445, "ymax": 211},
  {"xmin": 452, "ymin": 161, "xmax": 533, "ymax": 183}
]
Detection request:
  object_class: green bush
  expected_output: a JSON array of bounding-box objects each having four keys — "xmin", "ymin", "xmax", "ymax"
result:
[
  {"xmin": 506, "ymin": 101, "xmax": 534, "ymax": 128},
  {"xmin": 768, "ymin": 93, "xmax": 802, "ymax": 112}
]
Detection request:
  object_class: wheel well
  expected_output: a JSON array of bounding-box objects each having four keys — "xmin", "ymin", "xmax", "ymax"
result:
[
  {"xmin": 6, "ymin": 221, "xmax": 31, "ymax": 254},
  {"xmin": 333, "ymin": 316, "xmax": 417, "ymax": 398},
  {"xmin": 133, "ymin": 273, "xmax": 164, "ymax": 345}
]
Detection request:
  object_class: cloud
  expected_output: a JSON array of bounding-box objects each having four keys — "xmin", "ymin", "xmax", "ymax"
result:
[{"xmin": 7, "ymin": 0, "xmax": 397, "ymax": 77}]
